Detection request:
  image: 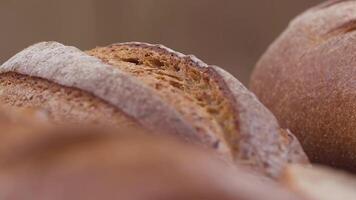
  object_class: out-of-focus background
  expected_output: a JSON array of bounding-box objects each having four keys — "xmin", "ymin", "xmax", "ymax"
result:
[{"xmin": 0, "ymin": 0, "xmax": 322, "ymax": 84}]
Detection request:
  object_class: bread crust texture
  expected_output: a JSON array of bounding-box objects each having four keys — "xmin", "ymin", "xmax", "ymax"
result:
[
  {"xmin": 0, "ymin": 41, "xmax": 308, "ymax": 177},
  {"xmin": 251, "ymin": 0, "xmax": 356, "ymax": 171}
]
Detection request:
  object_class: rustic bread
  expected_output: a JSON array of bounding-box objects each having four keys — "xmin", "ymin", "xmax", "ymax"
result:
[
  {"xmin": 250, "ymin": 0, "xmax": 356, "ymax": 171},
  {"xmin": 0, "ymin": 41, "xmax": 308, "ymax": 177},
  {"xmin": 0, "ymin": 126, "xmax": 304, "ymax": 200},
  {"xmin": 282, "ymin": 164, "xmax": 356, "ymax": 200}
]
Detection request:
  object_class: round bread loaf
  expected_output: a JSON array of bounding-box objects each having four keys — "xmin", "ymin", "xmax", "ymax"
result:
[
  {"xmin": 0, "ymin": 125, "xmax": 304, "ymax": 200},
  {"xmin": 250, "ymin": 0, "xmax": 356, "ymax": 171},
  {"xmin": 0, "ymin": 41, "xmax": 308, "ymax": 177}
]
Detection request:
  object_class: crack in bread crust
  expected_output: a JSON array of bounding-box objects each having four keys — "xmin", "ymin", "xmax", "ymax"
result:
[
  {"xmin": 0, "ymin": 41, "xmax": 308, "ymax": 178},
  {"xmin": 0, "ymin": 42, "xmax": 203, "ymax": 144},
  {"xmin": 87, "ymin": 44, "xmax": 238, "ymax": 156},
  {"xmin": 87, "ymin": 42, "xmax": 310, "ymax": 178}
]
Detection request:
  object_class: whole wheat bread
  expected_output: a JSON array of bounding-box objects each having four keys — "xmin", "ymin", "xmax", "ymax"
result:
[
  {"xmin": 0, "ymin": 41, "xmax": 308, "ymax": 177},
  {"xmin": 250, "ymin": 0, "xmax": 356, "ymax": 171}
]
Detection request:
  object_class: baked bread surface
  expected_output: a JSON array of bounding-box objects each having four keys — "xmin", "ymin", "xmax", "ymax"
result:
[
  {"xmin": 0, "ymin": 41, "xmax": 308, "ymax": 177},
  {"xmin": 251, "ymin": 0, "xmax": 356, "ymax": 171}
]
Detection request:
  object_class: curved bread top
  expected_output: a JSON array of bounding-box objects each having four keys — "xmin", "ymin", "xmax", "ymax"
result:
[
  {"xmin": 0, "ymin": 41, "xmax": 308, "ymax": 178},
  {"xmin": 211, "ymin": 66, "xmax": 307, "ymax": 175},
  {"xmin": 0, "ymin": 42, "xmax": 200, "ymax": 142},
  {"xmin": 250, "ymin": 0, "xmax": 356, "ymax": 169},
  {"xmin": 102, "ymin": 42, "xmax": 308, "ymax": 177}
]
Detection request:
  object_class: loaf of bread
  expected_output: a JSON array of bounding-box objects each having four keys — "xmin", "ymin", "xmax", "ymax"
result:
[
  {"xmin": 250, "ymin": 0, "xmax": 356, "ymax": 171},
  {"xmin": 0, "ymin": 122, "xmax": 304, "ymax": 200},
  {"xmin": 0, "ymin": 41, "xmax": 308, "ymax": 177},
  {"xmin": 282, "ymin": 164, "xmax": 356, "ymax": 200}
]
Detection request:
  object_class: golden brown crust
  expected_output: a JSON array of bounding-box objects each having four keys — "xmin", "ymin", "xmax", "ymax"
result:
[
  {"xmin": 0, "ymin": 41, "xmax": 308, "ymax": 178},
  {"xmin": 89, "ymin": 42, "xmax": 308, "ymax": 178},
  {"xmin": 250, "ymin": 1, "xmax": 356, "ymax": 171},
  {"xmin": 0, "ymin": 42, "xmax": 200, "ymax": 143},
  {"xmin": 87, "ymin": 43, "xmax": 233, "ymax": 157}
]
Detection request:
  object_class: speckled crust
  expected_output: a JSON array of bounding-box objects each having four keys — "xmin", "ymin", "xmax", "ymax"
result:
[
  {"xmin": 0, "ymin": 41, "xmax": 308, "ymax": 178},
  {"xmin": 109, "ymin": 42, "xmax": 309, "ymax": 178},
  {"xmin": 0, "ymin": 128, "xmax": 304, "ymax": 200},
  {"xmin": 251, "ymin": 0, "xmax": 356, "ymax": 171},
  {"xmin": 210, "ymin": 65, "xmax": 308, "ymax": 177},
  {"xmin": 0, "ymin": 42, "xmax": 200, "ymax": 142}
]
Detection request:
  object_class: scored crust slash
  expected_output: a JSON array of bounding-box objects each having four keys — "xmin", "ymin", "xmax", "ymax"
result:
[{"xmin": 0, "ymin": 41, "xmax": 308, "ymax": 178}]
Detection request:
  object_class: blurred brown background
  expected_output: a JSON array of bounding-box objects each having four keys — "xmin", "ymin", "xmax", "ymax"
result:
[{"xmin": 0, "ymin": 0, "xmax": 322, "ymax": 84}]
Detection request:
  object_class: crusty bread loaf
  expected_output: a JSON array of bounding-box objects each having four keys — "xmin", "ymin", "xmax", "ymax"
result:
[
  {"xmin": 282, "ymin": 164, "xmax": 356, "ymax": 200},
  {"xmin": 0, "ymin": 41, "xmax": 308, "ymax": 177},
  {"xmin": 0, "ymin": 125, "xmax": 304, "ymax": 200},
  {"xmin": 250, "ymin": 0, "xmax": 356, "ymax": 171}
]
